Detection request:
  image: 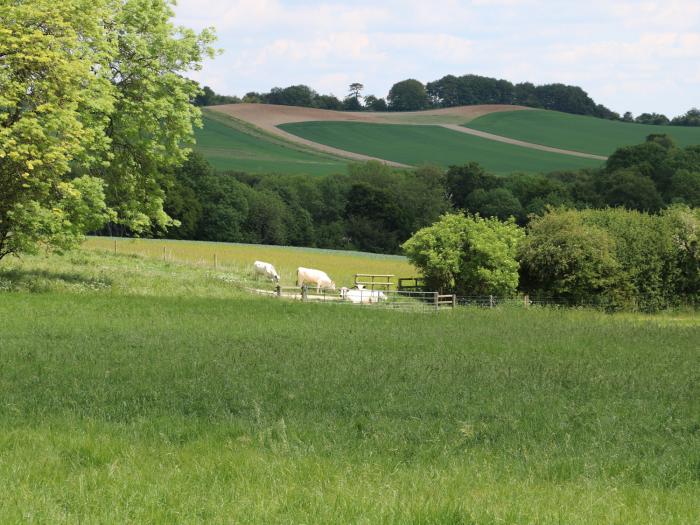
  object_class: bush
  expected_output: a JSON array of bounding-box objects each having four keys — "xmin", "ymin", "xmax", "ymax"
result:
[{"xmin": 402, "ymin": 213, "xmax": 524, "ymax": 295}]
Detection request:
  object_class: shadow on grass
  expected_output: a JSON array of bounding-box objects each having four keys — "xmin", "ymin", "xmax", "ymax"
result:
[{"xmin": 0, "ymin": 267, "xmax": 113, "ymax": 293}]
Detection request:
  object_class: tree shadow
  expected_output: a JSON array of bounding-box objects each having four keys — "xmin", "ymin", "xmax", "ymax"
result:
[{"xmin": 0, "ymin": 267, "xmax": 113, "ymax": 293}]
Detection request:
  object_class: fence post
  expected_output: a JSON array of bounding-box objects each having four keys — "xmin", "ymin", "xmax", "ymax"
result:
[
  {"xmin": 434, "ymin": 292, "xmax": 439, "ymax": 310},
  {"xmin": 452, "ymin": 294, "xmax": 457, "ymax": 309},
  {"xmin": 276, "ymin": 285, "xmax": 281, "ymax": 297},
  {"xmin": 162, "ymin": 246, "xmax": 166, "ymax": 261},
  {"xmin": 113, "ymin": 239, "xmax": 117, "ymax": 254},
  {"xmin": 489, "ymin": 295, "xmax": 494, "ymax": 308},
  {"xmin": 524, "ymin": 294, "xmax": 529, "ymax": 308},
  {"xmin": 301, "ymin": 285, "xmax": 307, "ymax": 302}
]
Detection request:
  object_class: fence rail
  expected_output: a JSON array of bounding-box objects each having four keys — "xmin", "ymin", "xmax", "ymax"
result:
[{"xmin": 354, "ymin": 273, "xmax": 395, "ymax": 291}]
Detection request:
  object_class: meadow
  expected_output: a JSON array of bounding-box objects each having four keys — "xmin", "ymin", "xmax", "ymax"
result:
[
  {"xmin": 0, "ymin": 246, "xmax": 698, "ymax": 523},
  {"xmin": 84, "ymin": 237, "xmax": 414, "ymax": 288},
  {"xmin": 466, "ymin": 110, "xmax": 700, "ymax": 156},
  {"xmin": 279, "ymin": 121, "xmax": 602, "ymax": 174},
  {"xmin": 194, "ymin": 110, "xmax": 348, "ymax": 175}
]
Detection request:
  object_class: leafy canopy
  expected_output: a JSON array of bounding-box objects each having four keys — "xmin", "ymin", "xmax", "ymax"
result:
[
  {"xmin": 402, "ymin": 213, "xmax": 524, "ymax": 295},
  {"xmin": 0, "ymin": 0, "xmax": 216, "ymax": 260}
]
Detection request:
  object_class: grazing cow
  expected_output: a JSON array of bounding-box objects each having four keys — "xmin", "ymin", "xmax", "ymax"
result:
[
  {"xmin": 339, "ymin": 285, "xmax": 387, "ymax": 304},
  {"xmin": 253, "ymin": 260, "xmax": 280, "ymax": 283},
  {"xmin": 297, "ymin": 267, "xmax": 335, "ymax": 292}
]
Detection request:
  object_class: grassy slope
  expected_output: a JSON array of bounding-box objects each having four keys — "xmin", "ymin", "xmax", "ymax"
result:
[
  {"xmin": 0, "ymin": 250, "xmax": 698, "ymax": 523},
  {"xmin": 194, "ymin": 110, "xmax": 348, "ymax": 175},
  {"xmin": 466, "ymin": 110, "xmax": 700, "ymax": 156},
  {"xmin": 279, "ymin": 121, "xmax": 602, "ymax": 174},
  {"xmin": 84, "ymin": 237, "xmax": 414, "ymax": 287}
]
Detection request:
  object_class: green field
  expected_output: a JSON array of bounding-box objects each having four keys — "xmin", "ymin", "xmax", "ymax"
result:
[
  {"xmin": 194, "ymin": 110, "xmax": 348, "ymax": 175},
  {"xmin": 279, "ymin": 121, "xmax": 602, "ymax": 174},
  {"xmin": 467, "ymin": 110, "xmax": 700, "ymax": 156},
  {"xmin": 1, "ymin": 246, "xmax": 699, "ymax": 523}
]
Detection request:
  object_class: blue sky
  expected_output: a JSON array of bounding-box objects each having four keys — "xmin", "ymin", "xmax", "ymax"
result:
[{"xmin": 173, "ymin": 0, "xmax": 700, "ymax": 117}]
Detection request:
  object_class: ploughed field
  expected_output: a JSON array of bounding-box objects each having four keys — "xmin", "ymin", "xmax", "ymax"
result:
[
  {"xmin": 466, "ymin": 110, "xmax": 700, "ymax": 156},
  {"xmin": 1, "ymin": 245, "xmax": 698, "ymax": 523}
]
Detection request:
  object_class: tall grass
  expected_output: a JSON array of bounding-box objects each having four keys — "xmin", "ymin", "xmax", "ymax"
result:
[
  {"xmin": 83, "ymin": 236, "xmax": 415, "ymax": 288},
  {"xmin": 0, "ymin": 249, "xmax": 698, "ymax": 523}
]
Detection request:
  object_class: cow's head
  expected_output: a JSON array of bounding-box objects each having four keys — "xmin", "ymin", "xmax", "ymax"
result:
[{"xmin": 339, "ymin": 286, "xmax": 349, "ymax": 298}]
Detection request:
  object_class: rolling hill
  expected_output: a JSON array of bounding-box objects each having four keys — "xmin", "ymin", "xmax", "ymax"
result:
[
  {"xmin": 465, "ymin": 110, "xmax": 700, "ymax": 156},
  {"xmin": 194, "ymin": 103, "xmax": 700, "ymax": 176},
  {"xmin": 277, "ymin": 121, "xmax": 602, "ymax": 174},
  {"xmin": 195, "ymin": 110, "xmax": 349, "ymax": 175}
]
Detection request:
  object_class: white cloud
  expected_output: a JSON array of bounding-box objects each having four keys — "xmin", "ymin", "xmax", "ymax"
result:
[{"xmin": 173, "ymin": 0, "xmax": 700, "ymax": 115}]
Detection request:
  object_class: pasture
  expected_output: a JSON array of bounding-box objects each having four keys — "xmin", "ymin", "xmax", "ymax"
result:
[
  {"xmin": 0, "ymin": 247, "xmax": 698, "ymax": 523},
  {"xmin": 466, "ymin": 110, "xmax": 700, "ymax": 156},
  {"xmin": 194, "ymin": 110, "xmax": 348, "ymax": 175},
  {"xmin": 84, "ymin": 237, "xmax": 414, "ymax": 288},
  {"xmin": 279, "ymin": 121, "xmax": 603, "ymax": 174}
]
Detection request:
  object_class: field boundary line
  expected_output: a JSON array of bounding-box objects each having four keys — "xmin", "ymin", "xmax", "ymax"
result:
[{"xmin": 443, "ymin": 124, "xmax": 608, "ymax": 160}]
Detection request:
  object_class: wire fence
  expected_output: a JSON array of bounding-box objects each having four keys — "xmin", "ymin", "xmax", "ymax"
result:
[
  {"xmin": 91, "ymin": 241, "xmax": 698, "ymax": 313},
  {"xmin": 244, "ymin": 284, "xmax": 698, "ymax": 314}
]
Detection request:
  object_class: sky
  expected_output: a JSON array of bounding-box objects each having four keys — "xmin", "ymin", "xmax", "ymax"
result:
[{"xmin": 173, "ymin": 0, "xmax": 700, "ymax": 117}]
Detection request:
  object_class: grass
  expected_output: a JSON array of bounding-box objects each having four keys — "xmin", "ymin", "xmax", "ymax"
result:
[
  {"xmin": 83, "ymin": 237, "xmax": 415, "ymax": 288},
  {"xmin": 279, "ymin": 121, "xmax": 603, "ymax": 174},
  {"xmin": 466, "ymin": 110, "xmax": 700, "ymax": 156},
  {"xmin": 194, "ymin": 110, "xmax": 349, "ymax": 175},
  {"xmin": 0, "ymin": 249, "xmax": 698, "ymax": 523}
]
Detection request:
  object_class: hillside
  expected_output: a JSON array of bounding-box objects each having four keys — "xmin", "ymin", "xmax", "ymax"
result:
[
  {"xmin": 195, "ymin": 109, "xmax": 349, "ymax": 175},
  {"xmin": 196, "ymin": 103, "xmax": 699, "ymax": 176},
  {"xmin": 278, "ymin": 121, "xmax": 601, "ymax": 174},
  {"xmin": 200, "ymin": 103, "xmax": 610, "ymax": 174},
  {"xmin": 466, "ymin": 110, "xmax": 700, "ymax": 156}
]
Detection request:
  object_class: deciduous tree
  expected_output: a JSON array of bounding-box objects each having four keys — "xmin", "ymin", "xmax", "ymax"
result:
[
  {"xmin": 402, "ymin": 213, "xmax": 523, "ymax": 295},
  {"xmin": 0, "ymin": 0, "xmax": 216, "ymax": 260}
]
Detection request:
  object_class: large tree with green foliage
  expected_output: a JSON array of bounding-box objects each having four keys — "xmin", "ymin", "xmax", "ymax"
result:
[
  {"xmin": 518, "ymin": 209, "xmax": 621, "ymax": 304},
  {"xmin": 387, "ymin": 79, "xmax": 429, "ymax": 111},
  {"xmin": 0, "ymin": 0, "xmax": 215, "ymax": 260},
  {"xmin": 402, "ymin": 213, "xmax": 524, "ymax": 295},
  {"xmin": 519, "ymin": 207, "xmax": 699, "ymax": 310}
]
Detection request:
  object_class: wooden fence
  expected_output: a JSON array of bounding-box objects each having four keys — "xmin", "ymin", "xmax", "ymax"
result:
[{"xmin": 353, "ymin": 274, "xmax": 394, "ymax": 291}]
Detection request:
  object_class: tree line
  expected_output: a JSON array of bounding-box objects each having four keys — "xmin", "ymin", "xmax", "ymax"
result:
[
  {"xmin": 403, "ymin": 206, "xmax": 699, "ymax": 311},
  {"xmin": 194, "ymin": 83, "xmax": 388, "ymax": 112},
  {"xmin": 150, "ymin": 134, "xmax": 700, "ymax": 262},
  {"xmin": 194, "ymin": 76, "xmax": 699, "ymax": 126}
]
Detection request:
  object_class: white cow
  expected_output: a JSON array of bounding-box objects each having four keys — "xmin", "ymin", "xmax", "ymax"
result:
[
  {"xmin": 297, "ymin": 267, "xmax": 335, "ymax": 292},
  {"xmin": 253, "ymin": 260, "xmax": 280, "ymax": 283},
  {"xmin": 339, "ymin": 285, "xmax": 387, "ymax": 304}
]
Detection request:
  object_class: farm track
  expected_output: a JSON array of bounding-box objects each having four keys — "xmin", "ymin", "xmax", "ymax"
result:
[
  {"xmin": 209, "ymin": 103, "xmax": 609, "ymax": 166},
  {"xmin": 442, "ymin": 124, "xmax": 609, "ymax": 160}
]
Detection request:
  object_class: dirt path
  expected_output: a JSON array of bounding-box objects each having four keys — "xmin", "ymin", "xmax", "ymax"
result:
[
  {"xmin": 209, "ymin": 103, "xmax": 608, "ymax": 166},
  {"xmin": 441, "ymin": 124, "xmax": 608, "ymax": 161}
]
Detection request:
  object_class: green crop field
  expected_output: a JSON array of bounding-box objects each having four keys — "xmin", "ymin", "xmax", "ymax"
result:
[
  {"xmin": 1, "ymin": 246, "xmax": 698, "ymax": 523},
  {"xmin": 194, "ymin": 110, "xmax": 348, "ymax": 175},
  {"xmin": 279, "ymin": 121, "xmax": 602, "ymax": 174},
  {"xmin": 467, "ymin": 110, "xmax": 700, "ymax": 156}
]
